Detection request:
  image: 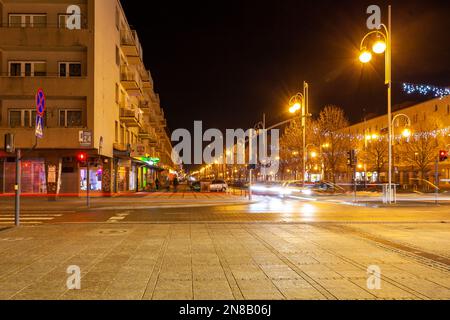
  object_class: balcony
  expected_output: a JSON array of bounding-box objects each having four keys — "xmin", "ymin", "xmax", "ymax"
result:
[
  {"xmin": 120, "ymin": 65, "xmax": 142, "ymax": 96},
  {"xmin": 141, "ymin": 70, "xmax": 153, "ymax": 90},
  {"xmin": 0, "ymin": 76, "xmax": 89, "ymax": 97},
  {"xmin": 120, "ymin": 107, "xmax": 143, "ymax": 128},
  {"xmin": 0, "ymin": 26, "xmax": 90, "ymax": 48},
  {"xmin": 139, "ymin": 100, "xmax": 150, "ymax": 111},
  {"xmin": 120, "ymin": 29, "xmax": 143, "ymax": 64},
  {"xmin": 138, "ymin": 125, "xmax": 157, "ymax": 143}
]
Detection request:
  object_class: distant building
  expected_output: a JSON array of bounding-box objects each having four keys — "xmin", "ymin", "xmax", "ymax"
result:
[
  {"xmin": 0, "ymin": 0, "xmax": 174, "ymax": 195},
  {"xmin": 339, "ymin": 95, "xmax": 450, "ymax": 187}
]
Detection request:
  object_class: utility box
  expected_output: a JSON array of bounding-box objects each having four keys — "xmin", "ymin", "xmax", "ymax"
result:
[{"xmin": 4, "ymin": 133, "xmax": 15, "ymax": 153}]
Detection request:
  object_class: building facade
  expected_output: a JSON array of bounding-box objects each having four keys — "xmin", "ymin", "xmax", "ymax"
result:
[
  {"xmin": 0, "ymin": 0, "xmax": 174, "ymax": 195},
  {"xmin": 340, "ymin": 96, "xmax": 450, "ymax": 188}
]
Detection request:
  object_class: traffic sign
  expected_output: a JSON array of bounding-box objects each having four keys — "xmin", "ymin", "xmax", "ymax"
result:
[
  {"xmin": 36, "ymin": 88, "xmax": 46, "ymax": 116},
  {"xmin": 35, "ymin": 115, "xmax": 44, "ymax": 139},
  {"xmin": 78, "ymin": 130, "xmax": 92, "ymax": 147}
]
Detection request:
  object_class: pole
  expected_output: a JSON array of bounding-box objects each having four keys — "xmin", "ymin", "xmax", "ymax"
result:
[
  {"xmin": 353, "ymin": 164, "xmax": 357, "ymax": 203},
  {"xmin": 263, "ymin": 113, "xmax": 266, "ymax": 182},
  {"xmin": 249, "ymin": 168, "xmax": 253, "ymax": 201},
  {"xmin": 15, "ymin": 149, "xmax": 21, "ymax": 227},
  {"xmin": 86, "ymin": 160, "xmax": 90, "ymax": 208},
  {"xmin": 387, "ymin": 5, "xmax": 393, "ymax": 204},
  {"xmin": 302, "ymin": 82, "xmax": 308, "ymax": 187},
  {"xmin": 435, "ymin": 157, "xmax": 439, "ymax": 205}
]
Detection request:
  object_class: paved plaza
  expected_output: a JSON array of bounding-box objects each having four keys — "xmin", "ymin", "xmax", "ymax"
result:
[{"xmin": 0, "ymin": 219, "xmax": 449, "ymax": 300}]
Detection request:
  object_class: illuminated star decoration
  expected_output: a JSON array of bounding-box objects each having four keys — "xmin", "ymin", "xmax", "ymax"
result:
[{"xmin": 402, "ymin": 83, "xmax": 450, "ymax": 99}]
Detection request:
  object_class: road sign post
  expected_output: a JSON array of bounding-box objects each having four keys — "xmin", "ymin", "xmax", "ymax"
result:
[
  {"xmin": 15, "ymin": 89, "xmax": 46, "ymax": 227},
  {"xmin": 15, "ymin": 149, "xmax": 21, "ymax": 227}
]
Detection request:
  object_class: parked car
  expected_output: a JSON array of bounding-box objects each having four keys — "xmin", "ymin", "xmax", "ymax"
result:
[
  {"xmin": 209, "ymin": 180, "xmax": 228, "ymax": 192},
  {"xmin": 189, "ymin": 181, "xmax": 201, "ymax": 192}
]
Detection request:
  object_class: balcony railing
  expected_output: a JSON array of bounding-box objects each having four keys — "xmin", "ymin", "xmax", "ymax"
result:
[
  {"xmin": 120, "ymin": 107, "xmax": 143, "ymax": 128},
  {"xmin": 120, "ymin": 29, "xmax": 143, "ymax": 63},
  {"xmin": 120, "ymin": 65, "xmax": 142, "ymax": 95}
]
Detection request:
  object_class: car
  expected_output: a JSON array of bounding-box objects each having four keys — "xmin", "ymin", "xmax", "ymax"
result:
[
  {"xmin": 189, "ymin": 181, "xmax": 201, "ymax": 192},
  {"xmin": 250, "ymin": 182, "xmax": 285, "ymax": 196},
  {"xmin": 281, "ymin": 181, "xmax": 315, "ymax": 197},
  {"xmin": 209, "ymin": 180, "xmax": 228, "ymax": 192}
]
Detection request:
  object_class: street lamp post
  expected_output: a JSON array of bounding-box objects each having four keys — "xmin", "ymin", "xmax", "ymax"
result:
[
  {"xmin": 289, "ymin": 81, "xmax": 310, "ymax": 187},
  {"xmin": 359, "ymin": 5, "xmax": 393, "ymax": 202},
  {"xmin": 391, "ymin": 114, "xmax": 411, "ymax": 191}
]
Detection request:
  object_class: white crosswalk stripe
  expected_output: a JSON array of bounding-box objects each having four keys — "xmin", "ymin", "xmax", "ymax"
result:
[{"xmin": 0, "ymin": 214, "xmax": 62, "ymax": 225}]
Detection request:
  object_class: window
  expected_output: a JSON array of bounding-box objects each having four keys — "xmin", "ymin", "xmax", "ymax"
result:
[
  {"xmin": 120, "ymin": 125, "xmax": 125, "ymax": 144},
  {"xmin": 435, "ymin": 105, "xmax": 438, "ymax": 112},
  {"xmin": 116, "ymin": 46, "xmax": 120, "ymax": 67},
  {"xmin": 9, "ymin": 109, "xmax": 39, "ymax": 128},
  {"xmin": 59, "ymin": 62, "xmax": 82, "ymax": 77},
  {"xmin": 8, "ymin": 61, "xmax": 46, "ymax": 77},
  {"xmin": 115, "ymin": 84, "xmax": 120, "ymax": 104},
  {"xmin": 115, "ymin": 121, "xmax": 119, "ymax": 143},
  {"xmin": 9, "ymin": 14, "xmax": 47, "ymax": 28},
  {"xmin": 59, "ymin": 110, "xmax": 82, "ymax": 127}
]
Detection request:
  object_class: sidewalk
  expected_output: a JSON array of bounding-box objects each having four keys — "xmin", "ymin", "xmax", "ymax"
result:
[{"xmin": 0, "ymin": 222, "xmax": 449, "ymax": 300}]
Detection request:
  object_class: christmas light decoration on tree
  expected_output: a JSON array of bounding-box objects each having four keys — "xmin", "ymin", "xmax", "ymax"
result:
[{"xmin": 403, "ymin": 83, "xmax": 450, "ymax": 99}]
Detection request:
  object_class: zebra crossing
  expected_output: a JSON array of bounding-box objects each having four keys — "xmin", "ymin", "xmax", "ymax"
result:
[{"xmin": 0, "ymin": 213, "xmax": 63, "ymax": 225}]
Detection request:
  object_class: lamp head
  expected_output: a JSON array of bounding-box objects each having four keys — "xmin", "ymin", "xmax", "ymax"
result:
[
  {"xmin": 372, "ymin": 40, "xmax": 387, "ymax": 54},
  {"xmin": 359, "ymin": 50, "xmax": 372, "ymax": 63}
]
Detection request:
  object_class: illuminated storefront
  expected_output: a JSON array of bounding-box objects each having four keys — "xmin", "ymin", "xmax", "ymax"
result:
[{"xmin": 1, "ymin": 159, "xmax": 46, "ymax": 194}]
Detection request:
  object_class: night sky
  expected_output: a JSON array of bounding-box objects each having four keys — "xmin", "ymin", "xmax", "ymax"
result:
[{"xmin": 121, "ymin": 0, "xmax": 450, "ymax": 133}]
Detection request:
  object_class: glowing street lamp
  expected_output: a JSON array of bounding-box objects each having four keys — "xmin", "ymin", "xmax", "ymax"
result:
[
  {"xmin": 359, "ymin": 5, "xmax": 393, "ymax": 203},
  {"xmin": 372, "ymin": 40, "xmax": 387, "ymax": 54},
  {"xmin": 288, "ymin": 82, "xmax": 310, "ymax": 187},
  {"xmin": 359, "ymin": 50, "xmax": 373, "ymax": 63},
  {"xmin": 402, "ymin": 128, "xmax": 412, "ymax": 138}
]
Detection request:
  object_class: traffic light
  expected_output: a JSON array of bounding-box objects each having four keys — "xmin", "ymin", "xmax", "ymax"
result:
[
  {"xmin": 77, "ymin": 152, "xmax": 87, "ymax": 165},
  {"xmin": 347, "ymin": 150, "xmax": 357, "ymax": 167},
  {"xmin": 4, "ymin": 133, "xmax": 15, "ymax": 153},
  {"xmin": 439, "ymin": 150, "xmax": 449, "ymax": 162}
]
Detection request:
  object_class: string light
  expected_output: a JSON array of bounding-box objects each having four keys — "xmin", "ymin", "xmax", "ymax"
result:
[{"xmin": 402, "ymin": 83, "xmax": 450, "ymax": 99}]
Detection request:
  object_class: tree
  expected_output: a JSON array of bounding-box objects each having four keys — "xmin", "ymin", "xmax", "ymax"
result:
[
  {"xmin": 398, "ymin": 116, "xmax": 443, "ymax": 188},
  {"xmin": 315, "ymin": 105, "xmax": 350, "ymax": 184},
  {"xmin": 362, "ymin": 138, "xmax": 388, "ymax": 182}
]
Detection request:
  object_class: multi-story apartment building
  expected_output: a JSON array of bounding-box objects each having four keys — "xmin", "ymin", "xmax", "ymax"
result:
[
  {"xmin": 340, "ymin": 95, "xmax": 450, "ymax": 187},
  {"xmin": 0, "ymin": 0, "xmax": 174, "ymax": 195}
]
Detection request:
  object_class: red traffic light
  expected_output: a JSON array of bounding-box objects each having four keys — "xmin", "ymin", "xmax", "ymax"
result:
[
  {"xmin": 77, "ymin": 152, "xmax": 87, "ymax": 162},
  {"xmin": 439, "ymin": 150, "xmax": 449, "ymax": 162}
]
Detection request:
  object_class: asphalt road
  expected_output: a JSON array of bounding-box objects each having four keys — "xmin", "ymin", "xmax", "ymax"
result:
[{"xmin": 1, "ymin": 195, "xmax": 449, "ymax": 225}]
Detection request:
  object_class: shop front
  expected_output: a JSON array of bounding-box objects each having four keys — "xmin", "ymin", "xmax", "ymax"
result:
[{"xmin": 0, "ymin": 158, "xmax": 47, "ymax": 194}]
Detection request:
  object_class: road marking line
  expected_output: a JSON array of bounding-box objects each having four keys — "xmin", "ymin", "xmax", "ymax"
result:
[
  {"xmin": 0, "ymin": 217, "xmax": 55, "ymax": 221},
  {"xmin": 0, "ymin": 222, "xmax": 43, "ymax": 225},
  {"xmin": 0, "ymin": 214, "xmax": 63, "ymax": 217}
]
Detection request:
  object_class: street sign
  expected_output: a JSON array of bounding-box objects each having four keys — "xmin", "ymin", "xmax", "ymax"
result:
[
  {"xmin": 36, "ymin": 88, "xmax": 46, "ymax": 116},
  {"xmin": 35, "ymin": 115, "xmax": 44, "ymax": 139},
  {"xmin": 79, "ymin": 131, "xmax": 92, "ymax": 147}
]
